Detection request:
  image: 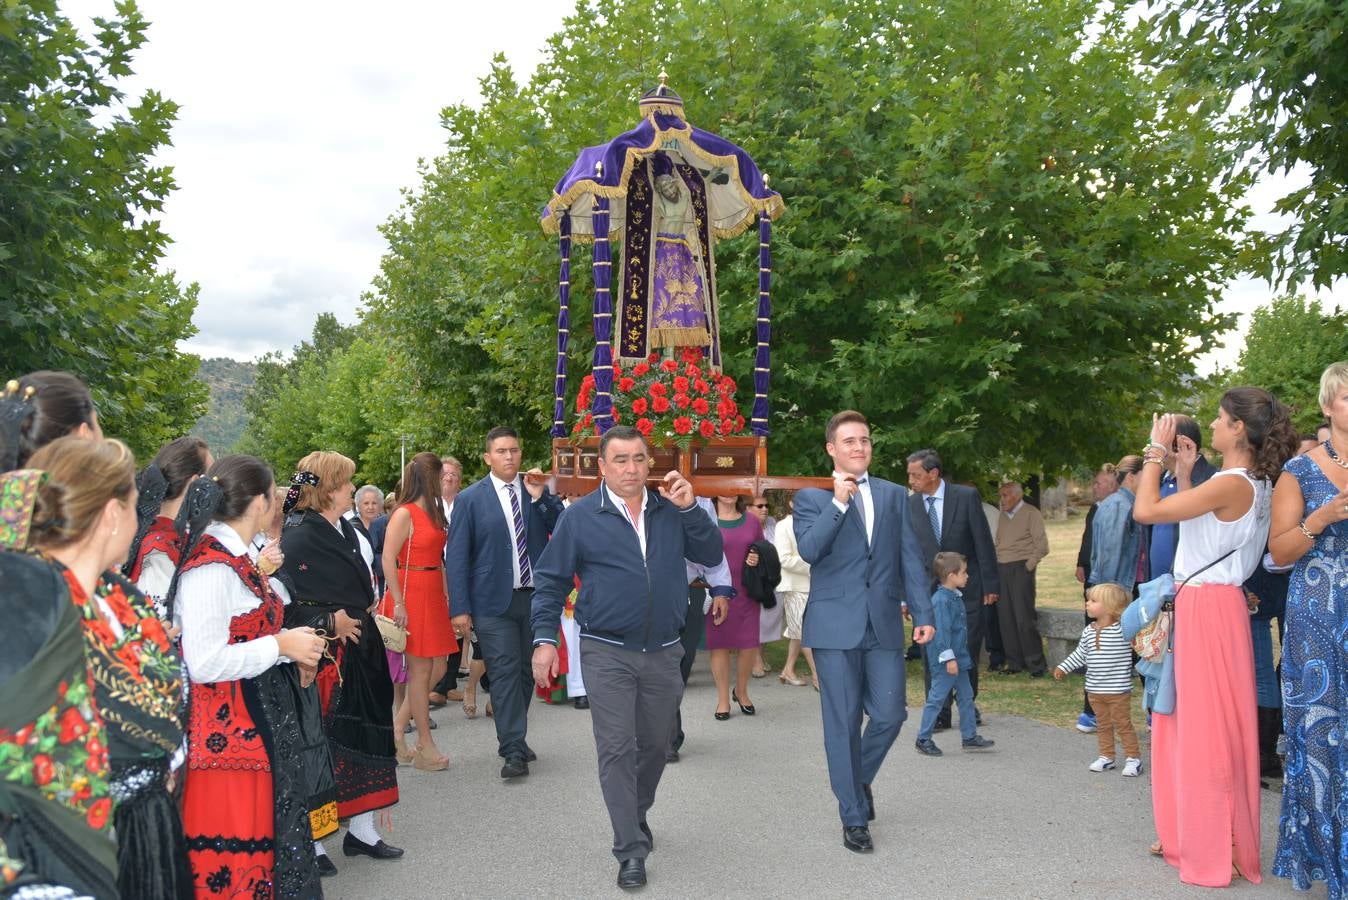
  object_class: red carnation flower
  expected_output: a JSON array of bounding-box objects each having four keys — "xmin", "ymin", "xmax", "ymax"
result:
[
  {"xmin": 86, "ymin": 798, "xmax": 111, "ymax": 831},
  {"xmin": 32, "ymin": 754, "xmax": 55, "ymax": 786},
  {"xmin": 699, "ymin": 419, "xmax": 716, "ymax": 438},
  {"xmin": 720, "ymin": 418, "xmax": 735, "ymax": 436},
  {"xmin": 581, "ymin": 374, "xmax": 595, "ymax": 388},
  {"xmin": 692, "ymin": 397, "xmax": 710, "ymax": 415},
  {"xmin": 648, "ymin": 352, "xmax": 661, "ymax": 363},
  {"xmin": 673, "ymin": 417, "xmax": 693, "ymax": 435},
  {"xmin": 674, "ymin": 393, "xmax": 691, "ymax": 410},
  {"xmin": 694, "ymin": 379, "xmax": 710, "ymax": 395},
  {"xmin": 612, "ymin": 363, "xmax": 623, "ymax": 376},
  {"xmin": 581, "ymin": 412, "xmax": 593, "ymax": 427},
  {"xmin": 636, "ymin": 417, "xmax": 654, "ymax": 437},
  {"xmin": 685, "ymin": 363, "xmax": 701, "ymax": 378},
  {"xmin": 573, "ymin": 421, "xmax": 583, "ymax": 434},
  {"xmin": 661, "ymin": 359, "xmax": 678, "ymax": 373},
  {"xmin": 633, "ymin": 362, "xmax": 650, "ymax": 376},
  {"xmin": 648, "ymin": 382, "xmax": 667, "ymax": 397},
  {"xmin": 735, "ymin": 415, "xmax": 746, "ymax": 430},
  {"xmin": 651, "ymin": 395, "xmax": 671, "ymax": 413},
  {"xmin": 631, "ymin": 397, "xmax": 649, "ymax": 415},
  {"xmin": 718, "ymin": 377, "xmax": 736, "ymax": 395},
  {"xmin": 610, "ymin": 405, "xmax": 622, "ymax": 424},
  {"xmin": 672, "ymin": 376, "xmax": 690, "ymax": 394},
  {"xmin": 58, "ymin": 707, "xmax": 89, "ymax": 745},
  {"xmin": 618, "ymin": 377, "xmax": 635, "ymax": 392}
]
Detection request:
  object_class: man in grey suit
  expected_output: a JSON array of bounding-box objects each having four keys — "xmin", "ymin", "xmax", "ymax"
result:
[
  {"xmin": 906, "ymin": 449, "xmax": 1000, "ymax": 727},
  {"xmin": 794, "ymin": 411, "xmax": 933, "ymax": 854}
]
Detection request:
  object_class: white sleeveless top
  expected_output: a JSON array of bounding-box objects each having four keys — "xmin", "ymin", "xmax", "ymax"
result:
[{"xmin": 1173, "ymin": 468, "xmax": 1271, "ymax": 585}]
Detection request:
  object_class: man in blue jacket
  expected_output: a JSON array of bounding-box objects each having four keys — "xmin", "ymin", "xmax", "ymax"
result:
[
  {"xmin": 447, "ymin": 427, "xmax": 565, "ymax": 779},
  {"xmin": 530, "ymin": 425, "xmax": 722, "ymax": 890},
  {"xmin": 794, "ymin": 410, "xmax": 933, "ymax": 854}
]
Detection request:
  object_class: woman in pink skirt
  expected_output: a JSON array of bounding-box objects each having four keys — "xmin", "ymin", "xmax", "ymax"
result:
[
  {"xmin": 706, "ymin": 495, "xmax": 763, "ymax": 719},
  {"xmin": 1133, "ymin": 390, "xmax": 1297, "ymax": 886}
]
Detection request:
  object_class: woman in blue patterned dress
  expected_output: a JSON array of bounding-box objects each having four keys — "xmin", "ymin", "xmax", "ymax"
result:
[{"xmin": 1270, "ymin": 361, "xmax": 1348, "ymax": 898}]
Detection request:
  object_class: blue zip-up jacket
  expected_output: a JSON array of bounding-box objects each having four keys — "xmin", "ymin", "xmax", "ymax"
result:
[
  {"xmin": 530, "ymin": 484, "xmax": 724, "ymax": 652},
  {"xmin": 924, "ymin": 585, "xmax": 972, "ymax": 670},
  {"xmin": 1089, "ymin": 487, "xmax": 1141, "ymax": 591}
]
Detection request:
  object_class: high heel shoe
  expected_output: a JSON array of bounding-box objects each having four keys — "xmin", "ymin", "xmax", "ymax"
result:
[
  {"xmin": 778, "ymin": 671, "xmax": 806, "ymax": 686},
  {"xmin": 732, "ymin": 689, "xmax": 755, "ymax": 716},
  {"xmin": 413, "ymin": 743, "xmax": 448, "ymax": 772},
  {"xmin": 394, "ymin": 737, "xmax": 415, "ymax": 766},
  {"xmin": 714, "ymin": 709, "xmax": 730, "ymax": 721}
]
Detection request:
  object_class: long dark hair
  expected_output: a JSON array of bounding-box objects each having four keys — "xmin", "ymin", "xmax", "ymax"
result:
[
  {"xmin": 163, "ymin": 455, "xmax": 274, "ymax": 621},
  {"xmin": 398, "ymin": 451, "xmax": 445, "ymax": 530},
  {"xmin": 1219, "ymin": 387, "xmax": 1298, "ymax": 481},
  {"xmin": 154, "ymin": 436, "xmax": 211, "ymax": 501},
  {"xmin": 1, "ymin": 371, "xmax": 97, "ymax": 469}
]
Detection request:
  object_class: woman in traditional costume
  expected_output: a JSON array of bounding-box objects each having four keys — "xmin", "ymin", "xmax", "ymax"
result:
[
  {"xmin": 125, "ymin": 436, "xmax": 213, "ymax": 613},
  {"xmin": 281, "ymin": 452, "xmax": 402, "ymax": 873},
  {"xmin": 169, "ymin": 455, "xmax": 331, "ymax": 899},
  {"xmin": 3, "ymin": 375, "xmax": 195, "ymax": 899}
]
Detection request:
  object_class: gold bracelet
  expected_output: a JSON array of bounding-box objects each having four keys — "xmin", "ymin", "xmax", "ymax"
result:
[{"xmin": 1298, "ymin": 521, "xmax": 1319, "ymax": 540}]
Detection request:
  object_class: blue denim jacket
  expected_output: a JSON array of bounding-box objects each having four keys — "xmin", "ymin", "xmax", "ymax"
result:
[
  {"xmin": 924, "ymin": 585, "xmax": 972, "ymax": 670},
  {"xmin": 1089, "ymin": 488, "xmax": 1141, "ymax": 591}
]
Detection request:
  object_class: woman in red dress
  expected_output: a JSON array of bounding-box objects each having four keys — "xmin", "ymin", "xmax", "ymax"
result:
[
  {"xmin": 170, "ymin": 455, "xmax": 329, "ymax": 899},
  {"xmin": 381, "ymin": 451, "xmax": 456, "ymax": 771},
  {"xmin": 124, "ymin": 435, "xmax": 212, "ymax": 614}
]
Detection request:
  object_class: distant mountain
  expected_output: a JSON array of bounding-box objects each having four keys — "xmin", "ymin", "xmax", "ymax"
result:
[{"xmin": 191, "ymin": 357, "xmax": 256, "ymax": 452}]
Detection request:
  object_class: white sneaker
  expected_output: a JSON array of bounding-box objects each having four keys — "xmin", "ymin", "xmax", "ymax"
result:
[
  {"xmin": 1121, "ymin": 757, "xmax": 1143, "ymax": 777},
  {"xmin": 1088, "ymin": 756, "xmax": 1116, "ymax": 773}
]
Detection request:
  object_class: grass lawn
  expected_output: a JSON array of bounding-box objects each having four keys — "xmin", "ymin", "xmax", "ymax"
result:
[{"xmin": 759, "ymin": 508, "xmax": 1151, "ymax": 735}]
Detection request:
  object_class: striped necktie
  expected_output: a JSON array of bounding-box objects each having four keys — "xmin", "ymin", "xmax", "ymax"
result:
[
  {"xmin": 506, "ymin": 482, "xmax": 532, "ymax": 588},
  {"xmin": 927, "ymin": 496, "xmax": 941, "ymax": 542}
]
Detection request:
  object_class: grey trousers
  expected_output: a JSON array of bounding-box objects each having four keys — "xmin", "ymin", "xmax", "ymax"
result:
[
  {"xmin": 475, "ymin": 588, "xmax": 535, "ymax": 758},
  {"xmin": 997, "ymin": 560, "xmax": 1046, "ymax": 672},
  {"xmin": 581, "ymin": 640, "xmax": 685, "ymax": 861}
]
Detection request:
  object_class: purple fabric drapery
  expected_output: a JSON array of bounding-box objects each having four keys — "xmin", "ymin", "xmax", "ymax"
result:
[
  {"xmin": 750, "ymin": 212, "xmax": 772, "ymax": 436},
  {"xmin": 590, "ymin": 182, "xmax": 614, "ymax": 433},
  {"xmin": 551, "ymin": 213, "xmax": 571, "ymax": 437}
]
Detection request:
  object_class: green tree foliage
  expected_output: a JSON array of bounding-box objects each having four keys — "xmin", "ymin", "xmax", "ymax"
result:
[
  {"xmin": 0, "ymin": 0, "xmax": 206, "ymax": 458},
  {"xmin": 356, "ymin": 0, "xmax": 1248, "ymax": 484},
  {"xmin": 1144, "ymin": 0, "xmax": 1348, "ymax": 288},
  {"xmin": 1234, "ymin": 295, "xmax": 1348, "ymax": 430}
]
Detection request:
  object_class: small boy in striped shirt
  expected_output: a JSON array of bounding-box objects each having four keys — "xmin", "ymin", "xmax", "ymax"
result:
[{"xmin": 1054, "ymin": 583, "xmax": 1142, "ymax": 776}]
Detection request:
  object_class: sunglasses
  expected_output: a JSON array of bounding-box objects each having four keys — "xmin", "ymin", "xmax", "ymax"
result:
[{"xmin": 749, "ymin": 503, "xmax": 769, "ymax": 509}]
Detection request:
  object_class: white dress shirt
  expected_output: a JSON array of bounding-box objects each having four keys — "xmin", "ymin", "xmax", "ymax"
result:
[
  {"xmin": 831, "ymin": 470, "xmax": 874, "ymax": 542},
  {"xmin": 686, "ymin": 497, "xmax": 732, "ymax": 590},
  {"xmin": 137, "ymin": 550, "xmax": 175, "ymax": 614},
  {"xmin": 604, "ymin": 482, "xmax": 648, "ymax": 559},
  {"xmin": 924, "ymin": 480, "xmax": 947, "ymax": 533},
  {"xmin": 177, "ymin": 521, "xmax": 291, "ymax": 684},
  {"xmin": 489, "ymin": 473, "xmax": 532, "ymax": 587}
]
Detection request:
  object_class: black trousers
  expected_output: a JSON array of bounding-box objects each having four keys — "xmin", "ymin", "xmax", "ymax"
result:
[
  {"xmin": 476, "ymin": 588, "xmax": 535, "ymax": 759},
  {"xmin": 672, "ymin": 585, "xmax": 706, "ymax": 751}
]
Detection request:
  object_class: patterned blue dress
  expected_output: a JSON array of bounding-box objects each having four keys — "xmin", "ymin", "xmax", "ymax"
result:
[{"xmin": 1274, "ymin": 453, "xmax": 1348, "ymax": 898}]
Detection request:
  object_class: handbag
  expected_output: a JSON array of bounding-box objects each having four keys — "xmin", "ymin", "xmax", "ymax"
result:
[
  {"xmin": 375, "ymin": 510, "xmax": 413, "ymax": 652},
  {"xmin": 1132, "ymin": 546, "xmax": 1239, "ymax": 663}
]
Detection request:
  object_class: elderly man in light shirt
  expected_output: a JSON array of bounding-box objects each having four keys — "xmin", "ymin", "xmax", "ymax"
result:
[{"xmin": 994, "ymin": 482, "xmax": 1050, "ymax": 677}]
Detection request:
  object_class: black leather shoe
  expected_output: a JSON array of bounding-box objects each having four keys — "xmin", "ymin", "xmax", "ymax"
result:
[
  {"xmin": 342, "ymin": 832, "xmax": 404, "ymax": 859},
  {"xmin": 316, "ymin": 854, "xmax": 338, "ymax": 877},
  {"xmin": 714, "ymin": 710, "xmax": 730, "ymax": 721},
  {"xmin": 639, "ymin": 820, "xmax": 654, "ymax": 850},
  {"xmin": 962, "ymin": 734, "xmax": 996, "ymax": 750},
  {"xmin": 524, "ymin": 746, "xmax": 538, "ymax": 763},
  {"xmin": 617, "ymin": 857, "xmax": 647, "ymax": 888},
  {"xmin": 862, "ymin": 783, "xmax": 875, "ymax": 822},
  {"xmin": 574, "ymin": 695, "xmax": 590, "ymax": 710},
  {"xmin": 915, "ymin": 738, "xmax": 943, "ymax": 757},
  {"xmin": 904, "ymin": 644, "xmax": 922, "ymax": 661},
  {"xmin": 975, "ymin": 706, "xmax": 984, "ymax": 726},
  {"xmin": 665, "ymin": 748, "xmax": 680, "ymax": 763},
  {"xmin": 500, "ymin": 756, "xmax": 529, "ymax": 778},
  {"xmin": 731, "ymin": 690, "xmax": 755, "ymax": 715},
  {"xmin": 842, "ymin": 825, "xmax": 873, "ymax": 853},
  {"xmin": 1029, "ymin": 668, "xmax": 1047, "ymax": 678},
  {"xmin": 933, "ymin": 715, "xmax": 951, "ymax": 732}
]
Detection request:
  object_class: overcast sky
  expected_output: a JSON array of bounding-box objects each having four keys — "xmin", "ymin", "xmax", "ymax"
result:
[{"xmin": 68, "ymin": 1, "xmax": 1343, "ymax": 373}]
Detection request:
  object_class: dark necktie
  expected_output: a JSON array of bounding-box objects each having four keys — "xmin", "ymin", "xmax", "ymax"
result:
[
  {"xmin": 506, "ymin": 482, "xmax": 532, "ymax": 588},
  {"xmin": 927, "ymin": 496, "xmax": 941, "ymax": 542}
]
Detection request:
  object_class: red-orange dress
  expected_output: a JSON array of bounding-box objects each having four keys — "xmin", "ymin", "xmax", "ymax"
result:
[{"xmin": 381, "ymin": 502, "xmax": 457, "ymax": 658}]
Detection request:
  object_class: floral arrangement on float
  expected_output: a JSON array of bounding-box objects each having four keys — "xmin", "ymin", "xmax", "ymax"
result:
[{"xmin": 573, "ymin": 347, "xmax": 746, "ymax": 446}]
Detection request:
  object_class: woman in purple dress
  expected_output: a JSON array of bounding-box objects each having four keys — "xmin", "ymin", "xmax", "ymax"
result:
[{"xmin": 706, "ymin": 495, "xmax": 763, "ymax": 719}]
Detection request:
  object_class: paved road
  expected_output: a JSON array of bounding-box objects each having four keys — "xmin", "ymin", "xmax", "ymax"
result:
[{"xmin": 324, "ymin": 658, "xmax": 1321, "ymax": 899}]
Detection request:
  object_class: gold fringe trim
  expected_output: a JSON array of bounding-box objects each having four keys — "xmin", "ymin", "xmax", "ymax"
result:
[
  {"xmin": 542, "ymin": 115, "xmax": 785, "ymax": 240},
  {"xmin": 650, "ymin": 326, "xmax": 712, "ymax": 348}
]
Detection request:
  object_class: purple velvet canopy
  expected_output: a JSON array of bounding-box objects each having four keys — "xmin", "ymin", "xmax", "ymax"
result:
[{"xmin": 542, "ymin": 80, "xmax": 783, "ymax": 438}]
